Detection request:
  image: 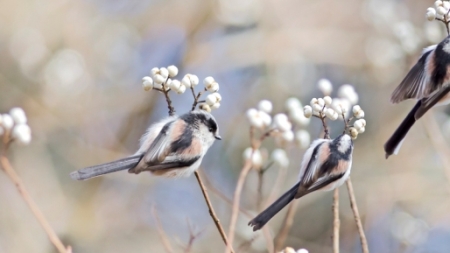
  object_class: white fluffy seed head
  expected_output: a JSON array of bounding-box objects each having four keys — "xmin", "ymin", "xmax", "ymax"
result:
[
  {"xmin": 159, "ymin": 67, "xmax": 169, "ymax": 79},
  {"xmin": 338, "ymin": 84, "xmax": 359, "ymax": 105},
  {"xmin": 285, "ymin": 97, "xmax": 302, "ymax": 112},
  {"xmin": 211, "ymin": 102, "xmax": 221, "ymax": 110},
  {"xmin": 206, "ymin": 82, "xmax": 219, "ymax": 92},
  {"xmin": 331, "ymin": 98, "xmax": 350, "ymax": 118},
  {"xmin": 295, "ymin": 130, "xmax": 310, "ymax": 149},
  {"xmin": 214, "ymin": 93, "xmax": 222, "ymax": 102},
  {"xmin": 352, "ymin": 105, "xmax": 361, "ymax": 114},
  {"xmin": 324, "ymin": 96, "xmax": 332, "ymax": 106},
  {"xmin": 282, "ymin": 247, "xmax": 296, "ymax": 253},
  {"xmin": 349, "ymin": 127, "xmax": 358, "ymax": 140},
  {"xmin": 142, "ymin": 76, "xmax": 153, "ymax": 91},
  {"xmin": 273, "ymin": 114, "xmax": 292, "ymax": 132},
  {"xmin": 317, "ymin": 78, "xmax": 333, "ymax": 95},
  {"xmin": 353, "ymin": 120, "xmax": 363, "ymax": 130},
  {"xmin": 444, "ymin": 1, "xmax": 450, "ymax": 10},
  {"xmin": 154, "ymin": 74, "xmax": 165, "ymax": 84},
  {"xmin": 281, "ymin": 130, "xmax": 294, "ymax": 142},
  {"xmin": 167, "ymin": 65, "xmax": 178, "ymax": 78},
  {"xmin": 169, "ymin": 79, "xmax": 181, "ymax": 90},
  {"xmin": 204, "ymin": 76, "xmax": 215, "ymax": 86},
  {"xmin": 296, "ymin": 249, "xmax": 309, "ymax": 253},
  {"xmin": 243, "ymin": 148, "xmax": 263, "ymax": 168},
  {"xmin": 312, "ymin": 104, "xmax": 323, "ymax": 113},
  {"xmin": 427, "ymin": 7, "xmax": 437, "ymax": 21},
  {"xmin": 354, "ymin": 109, "xmax": 365, "ymax": 118},
  {"xmin": 10, "ymin": 107, "xmax": 27, "ymax": 125},
  {"xmin": 247, "ymin": 109, "xmax": 271, "ymax": 129},
  {"xmin": 289, "ymin": 107, "xmax": 310, "ymax": 126},
  {"xmin": 357, "ymin": 126, "xmax": 366, "ymax": 134},
  {"xmin": 181, "ymin": 76, "xmax": 191, "ymax": 88},
  {"xmin": 317, "ymin": 98, "xmax": 325, "ymax": 107},
  {"xmin": 2, "ymin": 114, "xmax": 14, "ymax": 130},
  {"xmin": 199, "ymin": 103, "xmax": 211, "ymax": 112},
  {"xmin": 359, "ymin": 118, "xmax": 366, "ymax": 127},
  {"xmin": 258, "ymin": 100, "xmax": 273, "ymax": 114},
  {"xmin": 271, "ymin": 149, "xmax": 289, "ymax": 167},
  {"xmin": 303, "ymin": 106, "xmax": 312, "ymax": 118},
  {"xmin": 176, "ymin": 84, "xmax": 186, "ymax": 94},
  {"xmin": 310, "ymin": 98, "xmax": 318, "ymax": 107},
  {"xmin": 206, "ymin": 93, "xmax": 218, "ymax": 106},
  {"xmin": 12, "ymin": 124, "xmax": 31, "ymax": 145},
  {"xmin": 150, "ymin": 67, "xmax": 159, "ymax": 77},
  {"xmin": 325, "ymin": 108, "xmax": 338, "ymax": 120},
  {"xmin": 435, "ymin": 1, "xmax": 443, "ymax": 8},
  {"xmin": 437, "ymin": 6, "xmax": 447, "ymax": 15},
  {"xmin": 189, "ymin": 74, "xmax": 199, "ymax": 86}
]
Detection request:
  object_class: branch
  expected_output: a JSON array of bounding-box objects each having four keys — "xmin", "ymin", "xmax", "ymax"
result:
[
  {"xmin": 160, "ymin": 81, "xmax": 175, "ymax": 116},
  {"xmin": 151, "ymin": 206, "xmax": 174, "ymax": 253},
  {"xmin": 184, "ymin": 219, "xmax": 204, "ymax": 253},
  {"xmin": 332, "ymin": 188, "xmax": 340, "ymax": 253},
  {"xmin": 345, "ymin": 178, "xmax": 369, "ymax": 253},
  {"xmin": 0, "ymin": 150, "xmax": 70, "ymax": 253},
  {"xmin": 194, "ymin": 171, "xmax": 234, "ymax": 253},
  {"xmin": 190, "ymin": 87, "xmax": 205, "ymax": 111}
]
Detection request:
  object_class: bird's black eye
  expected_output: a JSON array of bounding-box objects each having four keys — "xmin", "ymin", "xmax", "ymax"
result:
[{"xmin": 209, "ymin": 127, "xmax": 214, "ymax": 132}]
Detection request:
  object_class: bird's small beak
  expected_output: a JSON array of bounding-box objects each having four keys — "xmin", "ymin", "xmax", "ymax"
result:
[{"xmin": 215, "ymin": 135, "xmax": 222, "ymax": 140}]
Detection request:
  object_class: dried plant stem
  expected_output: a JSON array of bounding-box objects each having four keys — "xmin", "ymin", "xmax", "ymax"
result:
[
  {"xmin": 194, "ymin": 171, "xmax": 234, "ymax": 253},
  {"xmin": 151, "ymin": 206, "xmax": 174, "ymax": 253},
  {"xmin": 345, "ymin": 178, "xmax": 369, "ymax": 253},
  {"xmin": 274, "ymin": 201, "xmax": 299, "ymax": 251},
  {"xmin": 190, "ymin": 87, "xmax": 205, "ymax": 111},
  {"xmin": 225, "ymin": 159, "xmax": 252, "ymax": 253},
  {"xmin": 332, "ymin": 188, "xmax": 340, "ymax": 253},
  {"xmin": 436, "ymin": 17, "xmax": 450, "ymax": 35},
  {"xmin": 160, "ymin": 82, "xmax": 175, "ymax": 116},
  {"xmin": 0, "ymin": 152, "xmax": 69, "ymax": 253}
]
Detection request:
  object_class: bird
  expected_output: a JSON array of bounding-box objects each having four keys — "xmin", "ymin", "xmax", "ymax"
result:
[
  {"xmin": 70, "ymin": 110, "xmax": 221, "ymax": 180},
  {"xmin": 384, "ymin": 35, "xmax": 450, "ymax": 158},
  {"xmin": 248, "ymin": 134, "xmax": 353, "ymax": 231}
]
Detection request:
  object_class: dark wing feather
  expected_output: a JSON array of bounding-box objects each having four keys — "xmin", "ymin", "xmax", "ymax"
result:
[
  {"xmin": 415, "ymin": 86, "xmax": 450, "ymax": 119},
  {"xmin": 391, "ymin": 50, "xmax": 433, "ymax": 103}
]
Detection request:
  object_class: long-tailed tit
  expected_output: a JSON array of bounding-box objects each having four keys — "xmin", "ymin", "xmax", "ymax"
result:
[
  {"xmin": 248, "ymin": 134, "xmax": 353, "ymax": 231},
  {"xmin": 385, "ymin": 35, "xmax": 450, "ymax": 158},
  {"xmin": 70, "ymin": 110, "xmax": 221, "ymax": 180}
]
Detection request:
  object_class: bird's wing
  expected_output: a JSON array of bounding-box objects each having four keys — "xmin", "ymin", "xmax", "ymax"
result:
[
  {"xmin": 299, "ymin": 140, "xmax": 327, "ymax": 185},
  {"xmin": 415, "ymin": 86, "xmax": 450, "ymax": 119},
  {"xmin": 141, "ymin": 156, "xmax": 200, "ymax": 171},
  {"xmin": 141, "ymin": 122, "xmax": 173, "ymax": 164},
  {"xmin": 306, "ymin": 173, "xmax": 346, "ymax": 193},
  {"xmin": 390, "ymin": 48, "xmax": 434, "ymax": 103}
]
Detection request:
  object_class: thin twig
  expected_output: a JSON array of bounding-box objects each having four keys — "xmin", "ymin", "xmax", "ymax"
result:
[
  {"xmin": 263, "ymin": 164, "xmax": 287, "ymax": 208},
  {"xmin": 194, "ymin": 171, "xmax": 234, "ymax": 253},
  {"xmin": 190, "ymin": 87, "xmax": 205, "ymax": 111},
  {"xmin": 256, "ymin": 169, "xmax": 264, "ymax": 210},
  {"xmin": 0, "ymin": 150, "xmax": 69, "ymax": 253},
  {"xmin": 262, "ymin": 225, "xmax": 275, "ymax": 253},
  {"xmin": 319, "ymin": 114, "xmax": 330, "ymax": 139},
  {"xmin": 226, "ymin": 158, "xmax": 253, "ymax": 253},
  {"xmin": 345, "ymin": 178, "xmax": 369, "ymax": 253},
  {"xmin": 274, "ymin": 201, "xmax": 299, "ymax": 251},
  {"xmin": 161, "ymin": 81, "xmax": 175, "ymax": 116},
  {"xmin": 436, "ymin": 17, "xmax": 450, "ymax": 35},
  {"xmin": 184, "ymin": 219, "xmax": 204, "ymax": 253},
  {"xmin": 237, "ymin": 235, "xmax": 259, "ymax": 252},
  {"xmin": 151, "ymin": 206, "xmax": 174, "ymax": 253},
  {"xmin": 332, "ymin": 188, "xmax": 340, "ymax": 253}
]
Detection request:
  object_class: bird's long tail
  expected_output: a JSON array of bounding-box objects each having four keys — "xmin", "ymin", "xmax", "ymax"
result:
[
  {"xmin": 384, "ymin": 101, "xmax": 421, "ymax": 159},
  {"xmin": 70, "ymin": 155, "xmax": 142, "ymax": 180},
  {"xmin": 248, "ymin": 182, "xmax": 300, "ymax": 231}
]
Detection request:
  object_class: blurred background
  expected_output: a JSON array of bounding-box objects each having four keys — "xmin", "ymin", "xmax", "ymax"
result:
[{"xmin": 1, "ymin": 0, "xmax": 450, "ymax": 252}]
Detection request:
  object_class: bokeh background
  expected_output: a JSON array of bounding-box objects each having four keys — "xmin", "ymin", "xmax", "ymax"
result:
[{"xmin": 1, "ymin": 0, "xmax": 450, "ymax": 252}]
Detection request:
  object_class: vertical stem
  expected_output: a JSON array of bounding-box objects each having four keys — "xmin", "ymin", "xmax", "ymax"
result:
[
  {"xmin": 332, "ymin": 188, "xmax": 340, "ymax": 253},
  {"xmin": 151, "ymin": 206, "xmax": 174, "ymax": 253},
  {"xmin": 345, "ymin": 179, "xmax": 369, "ymax": 253},
  {"xmin": 194, "ymin": 171, "xmax": 234, "ymax": 253},
  {"xmin": 0, "ymin": 154, "xmax": 69, "ymax": 253}
]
